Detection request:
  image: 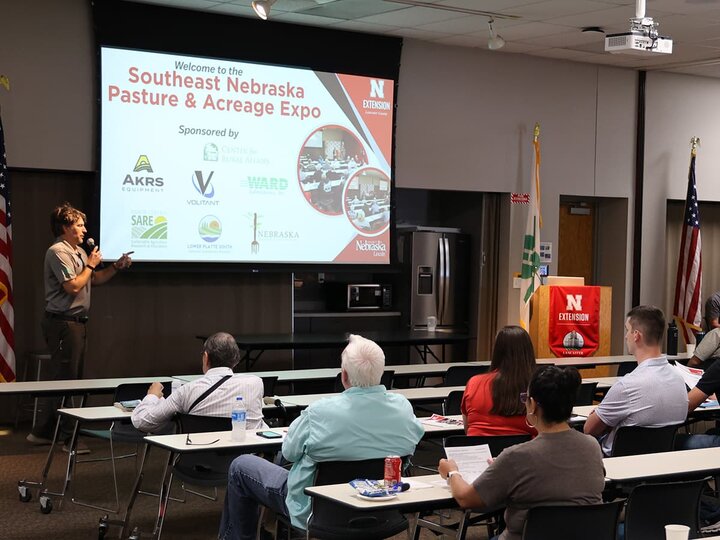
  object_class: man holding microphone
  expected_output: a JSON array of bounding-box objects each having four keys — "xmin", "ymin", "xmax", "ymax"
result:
[{"xmin": 27, "ymin": 202, "xmax": 132, "ymax": 451}]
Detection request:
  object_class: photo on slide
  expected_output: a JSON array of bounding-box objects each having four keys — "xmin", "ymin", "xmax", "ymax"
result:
[
  {"xmin": 343, "ymin": 168, "xmax": 390, "ymax": 236},
  {"xmin": 297, "ymin": 125, "xmax": 368, "ymax": 216}
]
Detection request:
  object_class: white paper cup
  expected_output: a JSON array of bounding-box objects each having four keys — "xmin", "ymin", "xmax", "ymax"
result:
[
  {"xmin": 665, "ymin": 524, "xmax": 690, "ymax": 540},
  {"xmin": 427, "ymin": 316, "xmax": 437, "ymax": 332},
  {"xmin": 686, "ymin": 344, "xmax": 696, "ymax": 356}
]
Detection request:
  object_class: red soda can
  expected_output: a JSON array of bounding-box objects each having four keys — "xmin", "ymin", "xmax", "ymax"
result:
[{"xmin": 384, "ymin": 456, "xmax": 402, "ymax": 488}]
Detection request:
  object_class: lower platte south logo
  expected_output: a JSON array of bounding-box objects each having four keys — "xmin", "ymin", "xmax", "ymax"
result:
[
  {"xmin": 199, "ymin": 215, "xmax": 222, "ymax": 242},
  {"xmin": 131, "ymin": 215, "xmax": 168, "ymax": 240}
]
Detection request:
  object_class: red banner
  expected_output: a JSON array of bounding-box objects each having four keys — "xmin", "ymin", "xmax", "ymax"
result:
[{"xmin": 548, "ymin": 286, "xmax": 600, "ymax": 357}]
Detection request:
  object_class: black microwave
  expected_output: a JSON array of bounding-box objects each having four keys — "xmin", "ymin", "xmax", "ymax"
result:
[{"xmin": 326, "ymin": 283, "xmax": 392, "ymax": 311}]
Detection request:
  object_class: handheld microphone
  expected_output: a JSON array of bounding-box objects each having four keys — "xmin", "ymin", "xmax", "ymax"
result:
[{"xmin": 86, "ymin": 238, "xmax": 96, "ymax": 249}]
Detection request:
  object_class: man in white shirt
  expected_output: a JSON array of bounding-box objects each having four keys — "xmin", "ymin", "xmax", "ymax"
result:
[
  {"xmin": 132, "ymin": 332, "xmax": 267, "ymax": 433},
  {"xmin": 584, "ymin": 305, "xmax": 688, "ymax": 455}
]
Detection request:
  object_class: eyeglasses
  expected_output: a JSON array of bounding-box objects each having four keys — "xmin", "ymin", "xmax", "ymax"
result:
[
  {"xmin": 520, "ymin": 392, "xmax": 528, "ymax": 404},
  {"xmin": 185, "ymin": 434, "xmax": 219, "ymax": 446}
]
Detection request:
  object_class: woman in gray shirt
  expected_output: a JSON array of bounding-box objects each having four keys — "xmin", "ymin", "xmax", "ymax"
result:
[{"xmin": 439, "ymin": 365, "xmax": 605, "ymax": 540}]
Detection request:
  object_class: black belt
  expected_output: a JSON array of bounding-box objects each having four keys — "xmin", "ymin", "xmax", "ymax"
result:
[{"xmin": 45, "ymin": 312, "xmax": 89, "ymax": 323}]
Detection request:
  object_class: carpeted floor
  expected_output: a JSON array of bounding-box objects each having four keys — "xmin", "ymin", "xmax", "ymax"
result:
[{"xmin": 0, "ymin": 423, "xmax": 489, "ymax": 540}]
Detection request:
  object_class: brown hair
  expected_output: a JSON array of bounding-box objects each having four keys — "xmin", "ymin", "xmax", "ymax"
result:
[
  {"xmin": 489, "ymin": 326, "xmax": 537, "ymax": 416},
  {"xmin": 50, "ymin": 202, "xmax": 86, "ymax": 237},
  {"xmin": 627, "ymin": 305, "xmax": 665, "ymax": 346}
]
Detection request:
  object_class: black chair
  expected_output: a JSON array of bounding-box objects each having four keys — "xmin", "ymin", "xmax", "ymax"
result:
[
  {"xmin": 333, "ymin": 370, "xmax": 394, "ymax": 393},
  {"xmin": 413, "ymin": 434, "xmax": 531, "ymax": 540},
  {"xmin": 442, "ymin": 390, "xmax": 464, "ymax": 416},
  {"xmin": 611, "ymin": 424, "xmax": 680, "ymax": 457},
  {"xmin": 575, "ymin": 381, "xmax": 598, "ymax": 406},
  {"xmin": 310, "ymin": 459, "xmax": 409, "ymax": 539},
  {"xmin": 73, "ymin": 382, "xmax": 173, "ymax": 512},
  {"xmin": 172, "ymin": 413, "xmax": 234, "ymax": 496},
  {"xmin": 522, "ymin": 500, "xmax": 624, "ymax": 540},
  {"xmin": 261, "ymin": 376, "xmax": 279, "ymax": 397},
  {"xmin": 624, "ymin": 478, "xmax": 705, "ymax": 540},
  {"xmin": 617, "ymin": 362, "xmax": 636, "ymax": 376},
  {"xmin": 442, "ymin": 365, "xmax": 489, "ymax": 387},
  {"xmin": 277, "ymin": 458, "xmax": 409, "ymax": 540}
]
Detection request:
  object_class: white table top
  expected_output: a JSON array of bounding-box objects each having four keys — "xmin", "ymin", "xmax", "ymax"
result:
[
  {"xmin": 0, "ymin": 376, "xmax": 172, "ymax": 396},
  {"xmin": 58, "ymin": 405, "xmax": 132, "ymax": 421},
  {"xmin": 305, "ymin": 474, "xmax": 454, "ymax": 511},
  {"xmin": 583, "ymin": 377, "xmax": 620, "ymax": 388},
  {"xmin": 603, "ymin": 447, "xmax": 720, "ymax": 482},
  {"xmin": 145, "ymin": 429, "xmax": 288, "ymax": 453},
  {"xmin": 279, "ymin": 386, "xmax": 467, "ymax": 408}
]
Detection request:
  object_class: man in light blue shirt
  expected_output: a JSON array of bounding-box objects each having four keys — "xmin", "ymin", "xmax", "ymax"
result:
[
  {"xmin": 218, "ymin": 334, "xmax": 424, "ymax": 540},
  {"xmin": 584, "ymin": 305, "xmax": 688, "ymax": 455}
]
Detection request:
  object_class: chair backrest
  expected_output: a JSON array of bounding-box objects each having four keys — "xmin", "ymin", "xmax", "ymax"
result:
[
  {"xmin": 308, "ymin": 458, "xmax": 409, "ymax": 538},
  {"xmin": 333, "ymin": 370, "xmax": 395, "ymax": 393},
  {"xmin": 261, "ymin": 376, "xmax": 278, "ymax": 397},
  {"xmin": 114, "ymin": 381, "xmax": 172, "ymax": 402},
  {"xmin": 522, "ymin": 500, "xmax": 624, "ymax": 540},
  {"xmin": 575, "ymin": 382, "xmax": 598, "ymax": 406},
  {"xmin": 624, "ymin": 478, "xmax": 705, "ymax": 540},
  {"xmin": 444, "ymin": 434, "xmax": 531, "ymax": 456},
  {"xmin": 442, "ymin": 390, "xmax": 464, "ymax": 416},
  {"xmin": 443, "ymin": 365, "xmax": 488, "ymax": 387},
  {"xmin": 611, "ymin": 424, "xmax": 679, "ymax": 457},
  {"xmin": 617, "ymin": 362, "xmax": 636, "ymax": 376},
  {"xmin": 175, "ymin": 413, "xmax": 231, "ymax": 434}
]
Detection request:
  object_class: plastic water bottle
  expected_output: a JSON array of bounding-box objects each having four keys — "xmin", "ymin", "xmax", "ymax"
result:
[{"xmin": 231, "ymin": 397, "xmax": 246, "ymax": 442}]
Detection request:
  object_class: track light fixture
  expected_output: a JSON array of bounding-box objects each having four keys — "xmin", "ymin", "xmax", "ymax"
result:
[
  {"xmin": 487, "ymin": 18, "xmax": 506, "ymax": 50},
  {"xmin": 252, "ymin": 0, "xmax": 276, "ymax": 20}
]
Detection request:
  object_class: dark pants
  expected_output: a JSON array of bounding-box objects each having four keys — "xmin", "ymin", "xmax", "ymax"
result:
[{"xmin": 32, "ymin": 317, "xmax": 87, "ymax": 440}]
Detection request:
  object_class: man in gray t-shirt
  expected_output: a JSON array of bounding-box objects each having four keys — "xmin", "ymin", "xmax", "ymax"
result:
[
  {"xmin": 584, "ymin": 305, "xmax": 688, "ymax": 455},
  {"xmin": 689, "ymin": 327, "xmax": 720, "ymax": 369},
  {"xmin": 29, "ymin": 203, "xmax": 132, "ymax": 447},
  {"xmin": 705, "ymin": 292, "xmax": 720, "ymax": 332}
]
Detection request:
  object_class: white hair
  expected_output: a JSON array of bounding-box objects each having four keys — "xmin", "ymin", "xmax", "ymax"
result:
[{"xmin": 341, "ymin": 334, "xmax": 385, "ymax": 387}]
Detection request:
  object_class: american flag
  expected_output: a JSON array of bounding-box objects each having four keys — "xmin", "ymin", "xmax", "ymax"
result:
[
  {"xmin": 673, "ymin": 153, "xmax": 702, "ymax": 345},
  {"xmin": 0, "ymin": 115, "xmax": 15, "ymax": 382}
]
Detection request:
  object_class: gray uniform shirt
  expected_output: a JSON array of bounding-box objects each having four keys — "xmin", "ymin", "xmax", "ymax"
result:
[
  {"xmin": 705, "ymin": 292, "xmax": 720, "ymax": 331},
  {"xmin": 44, "ymin": 239, "xmax": 91, "ymax": 315},
  {"xmin": 695, "ymin": 327, "xmax": 720, "ymax": 362},
  {"xmin": 595, "ymin": 356, "xmax": 688, "ymax": 455},
  {"xmin": 472, "ymin": 429, "xmax": 605, "ymax": 540}
]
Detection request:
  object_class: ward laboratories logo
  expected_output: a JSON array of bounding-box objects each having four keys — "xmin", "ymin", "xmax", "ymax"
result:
[
  {"xmin": 122, "ymin": 155, "xmax": 164, "ymax": 192},
  {"xmin": 187, "ymin": 170, "xmax": 219, "ymax": 206},
  {"xmin": 239, "ymin": 175, "xmax": 288, "ymax": 194},
  {"xmin": 363, "ymin": 79, "xmax": 391, "ymax": 111}
]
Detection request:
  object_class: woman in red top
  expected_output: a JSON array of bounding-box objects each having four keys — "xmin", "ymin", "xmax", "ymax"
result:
[{"xmin": 462, "ymin": 326, "xmax": 537, "ymax": 436}]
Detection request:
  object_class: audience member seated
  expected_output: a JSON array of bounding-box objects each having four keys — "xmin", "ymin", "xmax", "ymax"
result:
[
  {"xmin": 705, "ymin": 291, "xmax": 720, "ymax": 331},
  {"xmin": 676, "ymin": 359, "xmax": 720, "ymax": 449},
  {"xmin": 218, "ymin": 334, "xmax": 424, "ymax": 540},
  {"xmin": 688, "ymin": 327, "xmax": 720, "ymax": 369},
  {"xmin": 584, "ymin": 305, "xmax": 688, "ymax": 456},
  {"xmin": 131, "ymin": 332, "xmax": 266, "ymax": 433},
  {"xmin": 461, "ymin": 325, "xmax": 537, "ymax": 437},
  {"xmin": 439, "ymin": 365, "xmax": 605, "ymax": 540}
]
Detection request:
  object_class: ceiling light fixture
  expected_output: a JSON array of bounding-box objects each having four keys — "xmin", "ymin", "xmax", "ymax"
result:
[
  {"xmin": 487, "ymin": 19, "xmax": 506, "ymax": 50},
  {"xmin": 252, "ymin": 0, "xmax": 276, "ymax": 20}
]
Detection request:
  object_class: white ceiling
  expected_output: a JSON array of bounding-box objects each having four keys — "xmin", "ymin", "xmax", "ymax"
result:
[{"xmin": 129, "ymin": 0, "xmax": 720, "ymax": 77}]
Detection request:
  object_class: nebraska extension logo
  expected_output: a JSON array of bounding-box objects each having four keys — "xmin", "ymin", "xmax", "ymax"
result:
[
  {"xmin": 362, "ymin": 79, "xmax": 391, "ymax": 111},
  {"xmin": 122, "ymin": 155, "xmax": 164, "ymax": 192},
  {"xmin": 355, "ymin": 239, "xmax": 387, "ymax": 253}
]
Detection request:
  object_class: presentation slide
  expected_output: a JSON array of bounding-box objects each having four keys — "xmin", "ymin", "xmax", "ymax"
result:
[{"xmin": 99, "ymin": 47, "xmax": 394, "ymax": 264}]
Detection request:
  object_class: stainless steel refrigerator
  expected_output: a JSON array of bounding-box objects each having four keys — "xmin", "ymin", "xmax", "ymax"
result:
[{"xmin": 398, "ymin": 227, "xmax": 470, "ymax": 333}]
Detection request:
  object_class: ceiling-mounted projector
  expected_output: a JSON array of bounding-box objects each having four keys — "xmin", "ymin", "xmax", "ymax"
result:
[{"xmin": 604, "ymin": 0, "xmax": 672, "ymax": 55}]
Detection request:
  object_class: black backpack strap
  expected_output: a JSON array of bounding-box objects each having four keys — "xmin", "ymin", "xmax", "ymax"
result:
[{"xmin": 188, "ymin": 375, "xmax": 232, "ymax": 413}]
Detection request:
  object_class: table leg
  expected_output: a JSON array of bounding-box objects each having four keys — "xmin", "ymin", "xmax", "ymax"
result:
[{"xmin": 150, "ymin": 449, "xmax": 177, "ymax": 539}]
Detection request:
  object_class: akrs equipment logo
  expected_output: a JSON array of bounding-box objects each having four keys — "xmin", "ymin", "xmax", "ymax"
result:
[
  {"xmin": 123, "ymin": 155, "xmax": 164, "ymax": 192},
  {"xmin": 192, "ymin": 170, "xmax": 215, "ymax": 198},
  {"xmin": 199, "ymin": 215, "xmax": 222, "ymax": 243},
  {"xmin": 131, "ymin": 215, "xmax": 168, "ymax": 240},
  {"xmin": 134, "ymin": 155, "xmax": 153, "ymax": 173}
]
